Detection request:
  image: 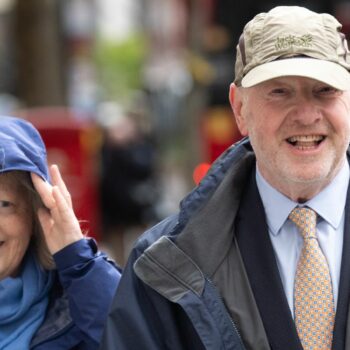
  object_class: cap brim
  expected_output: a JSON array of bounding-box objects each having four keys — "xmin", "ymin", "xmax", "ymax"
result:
[{"xmin": 241, "ymin": 58, "xmax": 350, "ymax": 90}]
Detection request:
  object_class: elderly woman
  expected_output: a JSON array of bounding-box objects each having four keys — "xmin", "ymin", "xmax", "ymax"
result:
[{"xmin": 0, "ymin": 116, "xmax": 121, "ymax": 349}]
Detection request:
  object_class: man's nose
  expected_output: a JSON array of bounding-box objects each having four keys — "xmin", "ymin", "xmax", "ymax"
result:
[{"xmin": 290, "ymin": 97, "xmax": 322, "ymax": 125}]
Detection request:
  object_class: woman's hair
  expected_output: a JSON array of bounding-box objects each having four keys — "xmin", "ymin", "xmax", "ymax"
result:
[{"xmin": 0, "ymin": 171, "xmax": 55, "ymax": 270}]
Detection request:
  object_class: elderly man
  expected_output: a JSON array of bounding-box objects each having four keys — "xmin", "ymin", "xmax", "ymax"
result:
[{"xmin": 101, "ymin": 6, "xmax": 350, "ymax": 350}]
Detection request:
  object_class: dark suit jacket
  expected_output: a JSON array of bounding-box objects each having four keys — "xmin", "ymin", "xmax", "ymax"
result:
[
  {"xmin": 235, "ymin": 170, "xmax": 350, "ymax": 350},
  {"xmin": 101, "ymin": 140, "xmax": 350, "ymax": 350}
]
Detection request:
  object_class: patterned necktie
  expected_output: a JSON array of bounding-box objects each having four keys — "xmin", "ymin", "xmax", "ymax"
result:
[{"xmin": 289, "ymin": 207, "xmax": 335, "ymax": 350}]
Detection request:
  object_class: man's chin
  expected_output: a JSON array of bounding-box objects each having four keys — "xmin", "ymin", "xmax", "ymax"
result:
[{"xmin": 280, "ymin": 167, "xmax": 338, "ymax": 192}]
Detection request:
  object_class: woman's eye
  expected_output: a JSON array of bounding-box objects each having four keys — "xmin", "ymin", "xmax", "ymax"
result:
[
  {"xmin": 0, "ymin": 200, "xmax": 12, "ymax": 208},
  {"xmin": 0, "ymin": 200, "xmax": 16, "ymax": 214}
]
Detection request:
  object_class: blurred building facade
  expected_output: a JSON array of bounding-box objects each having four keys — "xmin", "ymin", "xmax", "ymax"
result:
[{"xmin": 0, "ymin": 0, "xmax": 347, "ymax": 119}]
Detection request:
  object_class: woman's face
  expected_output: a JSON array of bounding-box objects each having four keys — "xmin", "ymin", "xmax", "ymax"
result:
[{"xmin": 0, "ymin": 175, "xmax": 32, "ymax": 280}]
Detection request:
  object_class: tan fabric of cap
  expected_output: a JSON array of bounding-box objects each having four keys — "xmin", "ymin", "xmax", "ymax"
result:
[{"xmin": 234, "ymin": 6, "xmax": 350, "ymax": 90}]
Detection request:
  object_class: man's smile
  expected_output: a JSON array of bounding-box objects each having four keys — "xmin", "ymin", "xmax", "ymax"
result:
[{"xmin": 286, "ymin": 135, "xmax": 326, "ymax": 149}]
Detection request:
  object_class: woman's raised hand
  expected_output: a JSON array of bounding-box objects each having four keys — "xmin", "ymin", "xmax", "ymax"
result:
[{"xmin": 31, "ymin": 164, "xmax": 84, "ymax": 254}]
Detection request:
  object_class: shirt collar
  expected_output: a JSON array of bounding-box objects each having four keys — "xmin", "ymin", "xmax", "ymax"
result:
[{"xmin": 256, "ymin": 161, "xmax": 349, "ymax": 235}]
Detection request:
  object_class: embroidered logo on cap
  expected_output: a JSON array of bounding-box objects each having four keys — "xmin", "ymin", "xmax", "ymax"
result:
[{"xmin": 275, "ymin": 34, "xmax": 313, "ymax": 50}]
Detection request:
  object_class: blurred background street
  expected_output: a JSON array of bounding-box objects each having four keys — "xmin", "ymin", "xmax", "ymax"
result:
[{"xmin": 0, "ymin": 0, "xmax": 349, "ymax": 265}]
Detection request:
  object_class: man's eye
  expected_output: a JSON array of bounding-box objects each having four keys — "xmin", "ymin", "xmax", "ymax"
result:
[
  {"xmin": 315, "ymin": 86, "xmax": 340, "ymax": 95},
  {"xmin": 270, "ymin": 88, "xmax": 288, "ymax": 95}
]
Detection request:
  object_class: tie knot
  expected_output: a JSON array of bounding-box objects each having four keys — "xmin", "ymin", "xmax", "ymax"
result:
[{"xmin": 289, "ymin": 207, "xmax": 317, "ymax": 239}]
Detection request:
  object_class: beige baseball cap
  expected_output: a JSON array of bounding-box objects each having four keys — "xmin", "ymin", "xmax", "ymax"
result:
[{"xmin": 234, "ymin": 6, "xmax": 350, "ymax": 90}]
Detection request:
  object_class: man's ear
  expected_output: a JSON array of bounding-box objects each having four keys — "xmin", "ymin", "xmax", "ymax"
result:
[{"xmin": 229, "ymin": 83, "xmax": 248, "ymax": 136}]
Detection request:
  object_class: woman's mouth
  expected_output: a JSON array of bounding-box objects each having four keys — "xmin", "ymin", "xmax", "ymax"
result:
[{"xmin": 287, "ymin": 135, "xmax": 325, "ymax": 149}]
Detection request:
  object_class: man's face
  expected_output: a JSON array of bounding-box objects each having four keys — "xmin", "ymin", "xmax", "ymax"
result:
[{"xmin": 231, "ymin": 76, "xmax": 350, "ymax": 201}]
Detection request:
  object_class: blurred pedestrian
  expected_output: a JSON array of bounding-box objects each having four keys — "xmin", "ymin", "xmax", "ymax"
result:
[
  {"xmin": 0, "ymin": 116, "xmax": 120, "ymax": 349},
  {"xmin": 99, "ymin": 108, "xmax": 158, "ymax": 265}
]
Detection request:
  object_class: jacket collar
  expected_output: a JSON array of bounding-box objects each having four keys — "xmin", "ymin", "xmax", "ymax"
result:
[
  {"xmin": 134, "ymin": 138, "xmax": 255, "ymax": 300},
  {"xmin": 134, "ymin": 140, "xmax": 350, "ymax": 302}
]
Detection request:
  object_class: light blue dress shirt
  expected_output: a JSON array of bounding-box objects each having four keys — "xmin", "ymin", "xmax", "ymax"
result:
[{"xmin": 256, "ymin": 161, "xmax": 349, "ymax": 318}]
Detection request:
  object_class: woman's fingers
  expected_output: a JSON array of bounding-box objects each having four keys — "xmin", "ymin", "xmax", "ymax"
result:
[
  {"xmin": 49, "ymin": 164, "xmax": 73, "ymax": 208},
  {"xmin": 37, "ymin": 207, "xmax": 53, "ymax": 234},
  {"xmin": 31, "ymin": 164, "xmax": 73, "ymax": 211},
  {"xmin": 44, "ymin": 186, "xmax": 84, "ymax": 254},
  {"xmin": 30, "ymin": 172, "xmax": 55, "ymax": 209},
  {"xmin": 32, "ymin": 169, "xmax": 84, "ymax": 255},
  {"xmin": 51, "ymin": 185, "xmax": 74, "ymax": 222}
]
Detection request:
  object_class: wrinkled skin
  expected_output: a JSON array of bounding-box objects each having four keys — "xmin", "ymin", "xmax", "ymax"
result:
[{"xmin": 230, "ymin": 76, "xmax": 350, "ymax": 202}]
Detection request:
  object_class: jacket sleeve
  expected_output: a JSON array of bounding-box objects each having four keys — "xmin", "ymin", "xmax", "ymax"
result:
[
  {"xmin": 99, "ymin": 247, "xmax": 167, "ymax": 350},
  {"xmin": 53, "ymin": 238, "xmax": 121, "ymax": 347}
]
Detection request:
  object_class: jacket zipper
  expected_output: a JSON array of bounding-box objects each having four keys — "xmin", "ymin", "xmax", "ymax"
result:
[{"xmin": 206, "ymin": 277, "xmax": 245, "ymax": 349}]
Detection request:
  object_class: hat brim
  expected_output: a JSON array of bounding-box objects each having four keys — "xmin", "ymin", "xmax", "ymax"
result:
[{"xmin": 241, "ymin": 58, "xmax": 350, "ymax": 90}]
